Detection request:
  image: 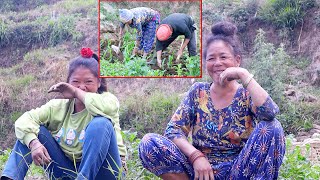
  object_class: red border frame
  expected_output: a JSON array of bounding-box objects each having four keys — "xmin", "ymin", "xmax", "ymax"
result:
[{"xmin": 98, "ymin": 0, "xmax": 202, "ymax": 78}]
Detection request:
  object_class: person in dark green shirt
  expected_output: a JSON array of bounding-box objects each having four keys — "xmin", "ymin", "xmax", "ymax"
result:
[{"xmin": 156, "ymin": 13, "xmax": 197, "ymax": 68}]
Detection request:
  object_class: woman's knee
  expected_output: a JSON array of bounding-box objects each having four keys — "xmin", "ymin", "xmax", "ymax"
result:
[
  {"xmin": 139, "ymin": 133, "xmax": 162, "ymax": 151},
  {"xmin": 258, "ymin": 118, "xmax": 284, "ymax": 137},
  {"xmin": 140, "ymin": 133, "xmax": 161, "ymax": 144}
]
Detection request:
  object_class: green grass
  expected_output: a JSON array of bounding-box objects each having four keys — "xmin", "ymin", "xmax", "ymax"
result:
[
  {"xmin": 120, "ymin": 89, "xmax": 180, "ymax": 136},
  {"xmin": 0, "ymin": 0, "xmax": 96, "ymax": 50},
  {"xmin": 2, "ymin": 135, "xmax": 318, "ymax": 179}
]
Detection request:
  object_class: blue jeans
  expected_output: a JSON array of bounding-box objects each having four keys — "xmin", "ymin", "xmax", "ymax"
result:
[{"xmin": 1, "ymin": 117, "xmax": 122, "ymax": 180}]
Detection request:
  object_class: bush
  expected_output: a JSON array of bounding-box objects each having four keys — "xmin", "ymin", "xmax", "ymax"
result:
[
  {"xmin": 228, "ymin": 0, "xmax": 260, "ymax": 32},
  {"xmin": 120, "ymin": 90, "xmax": 181, "ymax": 137},
  {"xmin": 248, "ymin": 29, "xmax": 320, "ymax": 134},
  {"xmin": 259, "ymin": 0, "xmax": 316, "ymax": 30},
  {"xmin": 248, "ymin": 29, "xmax": 290, "ymax": 107},
  {"xmin": 0, "ymin": 14, "xmax": 81, "ymax": 48}
]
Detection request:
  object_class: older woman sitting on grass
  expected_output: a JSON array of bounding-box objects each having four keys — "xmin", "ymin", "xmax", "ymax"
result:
[{"xmin": 138, "ymin": 21, "xmax": 285, "ymax": 180}]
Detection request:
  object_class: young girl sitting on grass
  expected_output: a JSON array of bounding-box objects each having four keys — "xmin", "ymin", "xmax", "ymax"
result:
[{"xmin": 1, "ymin": 48, "xmax": 126, "ymax": 180}]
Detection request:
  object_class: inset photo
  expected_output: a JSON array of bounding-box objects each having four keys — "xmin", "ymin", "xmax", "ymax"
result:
[{"xmin": 99, "ymin": 0, "xmax": 201, "ymax": 77}]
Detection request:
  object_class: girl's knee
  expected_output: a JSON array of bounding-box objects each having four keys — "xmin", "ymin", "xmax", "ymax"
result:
[{"xmin": 87, "ymin": 116, "xmax": 113, "ymax": 131}]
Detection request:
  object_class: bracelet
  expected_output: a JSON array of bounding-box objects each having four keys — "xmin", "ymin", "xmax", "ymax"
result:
[
  {"xmin": 188, "ymin": 150, "xmax": 205, "ymax": 165},
  {"xmin": 243, "ymin": 74, "xmax": 254, "ymax": 88},
  {"xmin": 28, "ymin": 138, "xmax": 39, "ymax": 149}
]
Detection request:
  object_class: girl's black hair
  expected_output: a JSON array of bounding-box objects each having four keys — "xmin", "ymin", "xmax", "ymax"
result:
[
  {"xmin": 67, "ymin": 53, "xmax": 107, "ymax": 94},
  {"xmin": 203, "ymin": 21, "xmax": 242, "ymax": 59}
]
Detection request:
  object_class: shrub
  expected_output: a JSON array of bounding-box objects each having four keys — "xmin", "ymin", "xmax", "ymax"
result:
[
  {"xmin": 259, "ymin": 0, "xmax": 316, "ymax": 30},
  {"xmin": 248, "ymin": 29, "xmax": 290, "ymax": 107},
  {"xmin": 0, "ymin": 20, "xmax": 8, "ymax": 43},
  {"xmin": 229, "ymin": 0, "xmax": 260, "ymax": 32},
  {"xmin": 120, "ymin": 90, "xmax": 181, "ymax": 137},
  {"xmin": 248, "ymin": 29, "xmax": 320, "ymax": 134}
]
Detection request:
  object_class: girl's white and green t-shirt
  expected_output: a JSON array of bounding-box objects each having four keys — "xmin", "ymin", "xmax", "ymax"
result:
[{"xmin": 15, "ymin": 92, "xmax": 127, "ymax": 161}]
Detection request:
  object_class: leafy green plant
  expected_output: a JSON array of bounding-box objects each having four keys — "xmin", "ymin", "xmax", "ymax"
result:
[
  {"xmin": 175, "ymin": 64, "xmax": 184, "ymax": 76},
  {"xmin": 100, "ymin": 23, "xmax": 200, "ymax": 76},
  {"xmin": 167, "ymin": 55, "xmax": 173, "ymax": 68},
  {"xmin": 185, "ymin": 56, "xmax": 200, "ymax": 76},
  {"xmin": 279, "ymin": 137, "xmax": 320, "ymax": 179}
]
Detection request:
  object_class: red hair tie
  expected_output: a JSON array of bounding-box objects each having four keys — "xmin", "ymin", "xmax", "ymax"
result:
[{"xmin": 80, "ymin": 47, "xmax": 94, "ymax": 58}]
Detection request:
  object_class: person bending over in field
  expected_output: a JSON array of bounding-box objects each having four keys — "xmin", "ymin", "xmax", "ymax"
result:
[
  {"xmin": 155, "ymin": 13, "xmax": 197, "ymax": 68},
  {"xmin": 118, "ymin": 7, "xmax": 160, "ymax": 61}
]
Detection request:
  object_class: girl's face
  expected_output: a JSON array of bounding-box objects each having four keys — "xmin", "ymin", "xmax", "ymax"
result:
[
  {"xmin": 69, "ymin": 66, "xmax": 100, "ymax": 93},
  {"xmin": 206, "ymin": 40, "xmax": 240, "ymax": 83}
]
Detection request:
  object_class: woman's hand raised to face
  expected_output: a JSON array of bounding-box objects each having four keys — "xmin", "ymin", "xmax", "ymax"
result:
[
  {"xmin": 193, "ymin": 157, "xmax": 215, "ymax": 180},
  {"xmin": 219, "ymin": 67, "xmax": 250, "ymax": 86},
  {"xmin": 48, "ymin": 82, "xmax": 77, "ymax": 99}
]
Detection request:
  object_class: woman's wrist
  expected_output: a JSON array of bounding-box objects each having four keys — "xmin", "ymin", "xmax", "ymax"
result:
[
  {"xmin": 188, "ymin": 150, "xmax": 205, "ymax": 165},
  {"xmin": 243, "ymin": 74, "xmax": 254, "ymax": 88}
]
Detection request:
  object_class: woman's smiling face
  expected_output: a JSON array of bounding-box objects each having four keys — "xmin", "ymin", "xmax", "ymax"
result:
[{"xmin": 206, "ymin": 40, "xmax": 240, "ymax": 83}]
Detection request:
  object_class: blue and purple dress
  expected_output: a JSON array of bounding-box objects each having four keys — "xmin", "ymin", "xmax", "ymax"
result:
[
  {"xmin": 139, "ymin": 82, "xmax": 285, "ymax": 180},
  {"xmin": 120, "ymin": 7, "xmax": 160, "ymax": 53}
]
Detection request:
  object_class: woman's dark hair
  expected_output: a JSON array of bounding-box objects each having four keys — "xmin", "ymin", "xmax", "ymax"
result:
[
  {"xmin": 67, "ymin": 53, "xmax": 107, "ymax": 94},
  {"xmin": 203, "ymin": 21, "xmax": 242, "ymax": 59}
]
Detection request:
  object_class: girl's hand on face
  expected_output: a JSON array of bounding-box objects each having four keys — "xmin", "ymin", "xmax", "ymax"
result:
[
  {"xmin": 193, "ymin": 157, "xmax": 215, "ymax": 180},
  {"xmin": 48, "ymin": 82, "xmax": 77, "ymax": 99},
  {"xmin": 29, "ymin": 139, "xmax": 51, "ymax": 166},
  {"xmin": 219, "ymin": 67, "xmax": 250, "ymax": 86}
]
